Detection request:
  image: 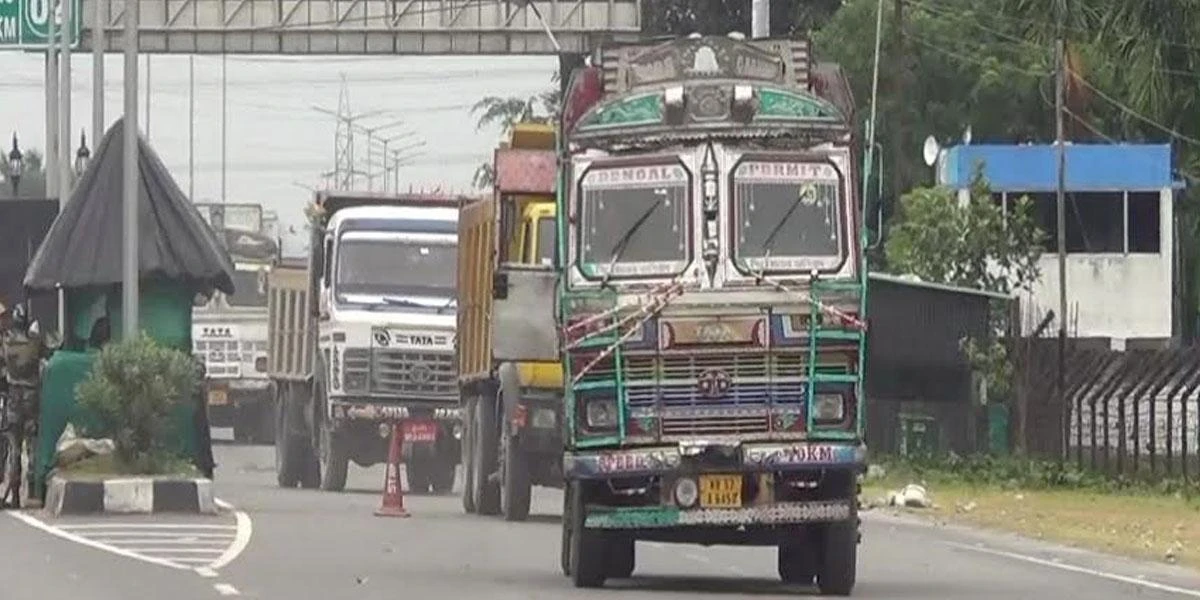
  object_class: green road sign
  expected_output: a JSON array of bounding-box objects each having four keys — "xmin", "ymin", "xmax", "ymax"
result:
[{"xmin": 0, "ymin": 0, "xmax": 83, "ymax": 50}]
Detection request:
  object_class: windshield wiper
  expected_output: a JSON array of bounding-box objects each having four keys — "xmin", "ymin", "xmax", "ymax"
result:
[
  {"xmin": 598, "ymin": 194, "xmax": 665, "ymax": 289},
  {"xmin": 380, "ymin": 296, "xmax": 429, "ymax": 308},
  {"xmin": 756, "ymin": 184, "xmax": 817, "ymax": 271},
  {"xmin": 437, "ymin": 296, "xmax": 457, "ymax": 315}
]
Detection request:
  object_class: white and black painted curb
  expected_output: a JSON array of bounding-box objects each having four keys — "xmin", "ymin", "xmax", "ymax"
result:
[{"xmin": 44, "ymin": 476, "xmax": 218, "ymax": 516}]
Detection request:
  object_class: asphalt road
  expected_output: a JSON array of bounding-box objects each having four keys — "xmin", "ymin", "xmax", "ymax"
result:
[{"xmin": 6, "ymin": 432, "xmax": 1200, "ymax": 599}]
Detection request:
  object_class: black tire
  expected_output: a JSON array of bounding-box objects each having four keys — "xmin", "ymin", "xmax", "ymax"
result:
[
  {"xmin": 318, "ymin": 416, "xmax": 349, "ymax": 492},
  {"xmin": 405, "ymin": 447, "xmax": 432, "ymax": 495},
  {"xmin": 274, "ymin": 388, "xmax": 301, "ymax": 488},
  {"xmin": 569, "ymin": 481, "xmax": 607, "ymax": 588},
  {"xmin": 461, "ymin": 399, "xmax": 477, "ymax": 514},
  {"xmin": 778, "ymin": 539, "xmax": 818, "ymax": 585},
  {"xmin": 430, "ymin": 445, "xmax": 457, "ymax": 495},
  {"xmin": 816, "ymin": 519, "xmax": 858, "ymax": 596},
  {"xmin": 471, "ymin": 399, "xmax": 501, "ymax": 515},
  {"xmin": 500, "ymin": 415, "xmax": 531, "ymax": 522},
  {"xmin": 299, "ymin": 445, "xmax": 321, "ymax": 489},
  {"xmin": 560, "ymin": 486, "xmax": 573, "ymax": 577},
  {"xmin": 606, "ymin": 538, "xmax": 635, "ymax": 579},
  {"xmin": 258, "ymin": 398, "xmax": 277, "ymax": 445}
]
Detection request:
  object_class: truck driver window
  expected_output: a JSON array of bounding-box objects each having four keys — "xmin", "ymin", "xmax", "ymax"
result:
[
  {"xmin": 335, "ymin": 233, "xmax": 457, "ymax": 301},
  {"xmin": 733, "ymin": 161, "xmax": 843, "ymax": 271},
  {"xmin": 578, "ymin": 164, "xmax": 691, "ymax": 277},
  {"xmin": 227, "ymin": 270, "xmax": 269, "ymax": 307}
]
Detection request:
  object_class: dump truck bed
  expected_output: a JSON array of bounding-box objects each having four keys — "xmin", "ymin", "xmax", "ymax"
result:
[
  {"xmin": 266, "ymin": 263, "xmax": 313, "ymax": 382},
  {"xmin": 456, "ymin": 197, "xmax": 497, "ymax": 384}
]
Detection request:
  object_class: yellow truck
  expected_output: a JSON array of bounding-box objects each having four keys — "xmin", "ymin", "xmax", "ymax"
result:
[{"xmin": 458, "ymin": 122, "xmax": 563, "ymax": 521}]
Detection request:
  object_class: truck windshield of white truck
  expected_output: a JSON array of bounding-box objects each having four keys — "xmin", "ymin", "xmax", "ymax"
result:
[
  {"xmin": 226, "ymin": 268, "xmax": 269, "ymax": 307},
  {"xmin": 335, "ymin": 231, "xmax": 457, "ymax": 305}
]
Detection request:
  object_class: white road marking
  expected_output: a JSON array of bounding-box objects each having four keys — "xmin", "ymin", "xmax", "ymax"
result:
[
  {"xmin": 213, "ymin": 583, "xmax": 240, "ymax": 596},
  {"xmin": 6, "ymin": 511, "xmax": 190, "ymax": 571},
  {"xmin": 209, "ymin": 507, "xmax": 252, "ymax": 570},
  {"xmin": 7, "ymin": 497, "xmax": 252, "ymax": 575},
  {"xmin": 949, "ymin": 542, "xmax": 1200, "ymax": 598}
]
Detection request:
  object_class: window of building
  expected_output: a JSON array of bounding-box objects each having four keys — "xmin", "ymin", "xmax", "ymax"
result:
[{"xmin": 1013, "ymin": 190, "xmax": 1160, "ymax": 254}]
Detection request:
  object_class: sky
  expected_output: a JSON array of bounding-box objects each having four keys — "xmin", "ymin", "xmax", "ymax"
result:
[{"xmin": 0, "ymin": 52, "xmax": 558, "ymax": 255}]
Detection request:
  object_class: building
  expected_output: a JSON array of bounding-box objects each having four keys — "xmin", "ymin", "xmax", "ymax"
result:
[{"xmin": 936, "ymin": 142, "xmax": 1181, "ymax": 348}]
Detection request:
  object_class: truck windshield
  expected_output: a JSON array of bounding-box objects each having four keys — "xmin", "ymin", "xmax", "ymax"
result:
[
  {"xmin": 578, "ymin": 164, "xmax": 690, "ymax": 277},
  {"xmin": 226, "ymin": 269, "xmax": 268, "ymax": 307},
  {"xmin": 733, "ymin": 160, "xmax": 844, "ymax": 271},
  {"xmin": 336, "ymin": 238, "xmax": 456, "ymax": 300}
]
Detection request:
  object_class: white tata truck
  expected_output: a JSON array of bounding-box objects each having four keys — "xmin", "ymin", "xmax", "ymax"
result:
[
  {"xmin": 193, "ymin": 203, "xmax": 280, "ymax": 444},
  {"xmin": 267, "ymin": 191, "xmax": 467, "ymax": 493}
]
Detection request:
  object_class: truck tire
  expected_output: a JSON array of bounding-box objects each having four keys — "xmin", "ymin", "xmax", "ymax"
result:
[
  {"xmin": 815, "ymin": 517, "xmax": 858, "ymax": 596},
  {"xmin": 300, "ymin": 446, "xmax": 321, "ymax": 489},
  {"xmin": 405, "ymin": 446, "xmax": 432, "ymax": 494},
  {"xmin": 274, "ymin": 387, "xmax": 302, "ymax": 488},
  {"xmin": 318, "ymin": 417, "xmax": 349, "ymax": 492},
  {"xmin": 606, "ymin": 538, "xmax": 635, "ymax": 579},
  {"xmin": 568, "ymin": 481, "xmax": 607, "ymax": 588},
  {"xmin": 258, "ymin": 398, "xmax": 277, "ymax": 445},
  {"xmin": 778, "ymin": 539, "xmax": 817, "ymax": 584},
  {"xmin": 500, "ymin": 417, "xmax": 531, "ymax": 522},
  {"xmin": 471, "ymin": 399, "xmax": 501, "ymax": 515},
  {"xmin": 461, "ymin": 398, "xmax": 477, "ymax": 513},
  {"xmin": 430, "ymin": 445, "xmax": 457, "ymax": 495},
  {"xmin": 560, "ymin": 486, "xmax": 572, "ymax": 577}
]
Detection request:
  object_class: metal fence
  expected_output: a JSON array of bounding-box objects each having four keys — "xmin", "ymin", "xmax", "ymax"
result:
[{"xmin": 1014, "ymin": 339, "xmax": 1200, "ymax": 482}]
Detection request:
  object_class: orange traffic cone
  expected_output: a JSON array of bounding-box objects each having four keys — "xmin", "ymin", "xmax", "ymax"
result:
[{"xmin": 375, "ymin": 422, "xmax": 411, "ymax": 518}]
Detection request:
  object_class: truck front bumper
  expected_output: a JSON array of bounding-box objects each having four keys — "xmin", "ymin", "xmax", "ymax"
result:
[
  {"xmin": 204, "ymin": 378, "xmax": 271, "ymax": 426},
  {"xmin": 565, "ymin": 441, "xmax": 865, "ymax": 532}
]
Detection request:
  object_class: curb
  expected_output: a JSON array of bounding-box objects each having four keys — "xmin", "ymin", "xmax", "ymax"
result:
[{"xmin": 44, "ymin": 476, "xmax": 218, "ymax": 516}]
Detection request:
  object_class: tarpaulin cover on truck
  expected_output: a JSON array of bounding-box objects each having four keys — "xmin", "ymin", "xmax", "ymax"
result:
[{"xmin": 23, "ymin": 117, "xmax": 235, "ymax": 295}]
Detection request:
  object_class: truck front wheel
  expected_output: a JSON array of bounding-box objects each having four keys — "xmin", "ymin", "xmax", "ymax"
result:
[
  {"xmin": 778, "ymin": 537, "xmax": 817, "ymax": 584},
  {"xmin": 500, "ymin": 414, "xmax": 531, "ymax": 521},
  {"xmin": 430, "ymin": 442, "xmax": 457, "ymax": 495},
  {"xmin": 460, "ymin": 398, "xmax": 477, "ymax": 513},
  {"xmin": 815, "ymin": 519, "xmax": 858, "ymax": 596},
  {"xmin": 568, "ymin": 481, "xmax": 607, "ymax": 588},
  {"xmin": 318, "ymin": 417, "xmax": 349, "ymax": 492},
  {"xmin": 470, "ymin": 399, "xmax": 500, "ymax": 515},
  {"xmin": 274, "ymin": 385, "xmax": 304, "ymax": 488}
]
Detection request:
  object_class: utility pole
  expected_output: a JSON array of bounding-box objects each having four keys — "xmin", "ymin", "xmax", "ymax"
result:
[
  {"xmin": 46, "ymin": 0, "xmax": 58, "ymax": 199},
  {"xmin": 144, "ymin": 55, "xmax": 151, "ymax": 138},
  {"xmin": 1054, "ymin": 3, "xmax": 1069, "ymax": 461},
  {"xmin": 58, "ymin": 0, "xmax": 72, "ymax": 200},
  {"xmin": 188, "ymin": 55, "xmax": 195, "ymax": 199},
  {"xmin": 122, "ymin": 0, "xmax": 140, "ymax": 337},
  {"xmin": 221, "ymin": 53, "xmax": 227, "ymax": 203},
  {"xmin": 92, "ymin": 0, "xmax": 105, "ymax": 145},
  {"xmin": 751, "ymin": 0, "xmax": 769, "ymax": 38}
]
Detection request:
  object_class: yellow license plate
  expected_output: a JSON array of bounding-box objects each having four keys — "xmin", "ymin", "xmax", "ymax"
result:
[
  {"xmin": 207, "ymin": 389, "xmax": 229, "ymax": 406},
  {"xmin": 699, "ymin": 474, "xmax": 742, "ymax": 508}
]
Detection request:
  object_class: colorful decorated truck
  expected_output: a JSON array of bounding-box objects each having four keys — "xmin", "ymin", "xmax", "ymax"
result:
[
  {"xmin": 543, "ymin": 34, "xmax": 869, "ymax": 592},
  {"xmin": 458, "ymin": 122, "xmax": 563, "ymax": 521}
]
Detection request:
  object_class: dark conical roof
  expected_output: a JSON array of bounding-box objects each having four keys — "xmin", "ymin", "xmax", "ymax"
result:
[{"xmin": 23, "ymin": 118, "xmax": 235, "ymax": 294}]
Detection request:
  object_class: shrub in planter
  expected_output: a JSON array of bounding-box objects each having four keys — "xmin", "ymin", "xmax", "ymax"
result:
[{"xmin": 75, "ymin": 333, "xmax": 201, "ymax": 474}]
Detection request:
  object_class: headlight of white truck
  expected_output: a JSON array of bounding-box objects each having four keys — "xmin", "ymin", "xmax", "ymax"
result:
[{"xmin": 330, "ymin": 347, "xmax": 342, "ymax": 390}]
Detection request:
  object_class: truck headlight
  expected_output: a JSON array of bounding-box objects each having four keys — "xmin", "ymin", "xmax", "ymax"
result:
[
  {"xmin": 585, "ymin": 398, "xmax": 618, "ymax": 429},
  {"xmin": 813, "ymin": 394, "xmax": 846, "ymax": 422},
  {"xmin": 254, "ymin": 356, "xmax": 268, "ymax": 372}
]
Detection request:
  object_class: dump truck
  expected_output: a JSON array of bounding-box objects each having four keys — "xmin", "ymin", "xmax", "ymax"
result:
[
  {"xmin": 458, "ymin": 122, "xmax": 563, "ymax": 521},
  {"xmin": 552, "ymin": 34, "xmax": 869, "ymax": 593},
  {"xmin": 267, "ymin": 191, "xmax": 468, "ymax": 492},
  {"xmin": 192, "ymin": 203, "xmax": 280, "ymax": 444}
]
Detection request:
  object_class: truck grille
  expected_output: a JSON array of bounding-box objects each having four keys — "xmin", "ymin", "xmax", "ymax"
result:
[{"xmin": 370, "ymin": 350, "xmax": 457, "ymax": 400}]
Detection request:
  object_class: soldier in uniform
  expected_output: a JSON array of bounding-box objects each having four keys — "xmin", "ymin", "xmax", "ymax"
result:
[{"xmin": 0, "ymin": 304, "xmax": 49, "ymax": 508}]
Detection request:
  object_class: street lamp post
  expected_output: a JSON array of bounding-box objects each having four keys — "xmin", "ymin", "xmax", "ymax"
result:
[
  {"xmin": 74, "ymin": 131, "xmax": 91, "ymax": 178},
  {"xmin": 7, "ymin": 134, "xmax": 24, "ymax": 196}
]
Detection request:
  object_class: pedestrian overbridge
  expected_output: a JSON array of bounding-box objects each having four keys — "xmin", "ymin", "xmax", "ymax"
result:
[{"xmin": 82, "ymin": 0, "xmax": 641, "ymax": 54}]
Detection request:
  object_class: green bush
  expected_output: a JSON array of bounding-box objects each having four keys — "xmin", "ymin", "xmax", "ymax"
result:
[{"xmin": 75, "ymin": 333, "xmax": 200, "ymax": 474}]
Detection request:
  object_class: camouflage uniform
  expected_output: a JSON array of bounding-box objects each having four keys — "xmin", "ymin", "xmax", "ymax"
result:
[{"xmin": 0, "ymin": 307, "xmax": 47, "ymax": 507}]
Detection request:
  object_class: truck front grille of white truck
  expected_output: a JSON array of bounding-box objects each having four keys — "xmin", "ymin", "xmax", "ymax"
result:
[{"xmin": 369, "ymin": 350, "xmax": 456, "ymax": 399}]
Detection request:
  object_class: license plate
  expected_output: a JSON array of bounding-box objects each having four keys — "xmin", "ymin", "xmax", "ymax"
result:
[
  {"xmin": 402, "ymin": 420, "xmax": 438, "ymax": 443},
  {"xmin": 207, "ymin": 389, "xmax": 229, "ymax": 406},
  {"xmin": 699, "ymin": 474, "xmax": 742, "ymax": 508}
]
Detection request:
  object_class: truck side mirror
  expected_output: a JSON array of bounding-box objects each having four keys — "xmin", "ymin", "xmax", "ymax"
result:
[{"xmin": 493, "ymin": 272, "xmax": 509, "ymax": 300}]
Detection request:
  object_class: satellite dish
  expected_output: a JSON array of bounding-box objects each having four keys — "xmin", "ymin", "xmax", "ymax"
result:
[
  {"xmin": 962, "ymin": 125, "xmax": 973, "ymax": 145},
  {"xmin": 922, "ymin": 135, "xmax": 940, "ymax": 167}
]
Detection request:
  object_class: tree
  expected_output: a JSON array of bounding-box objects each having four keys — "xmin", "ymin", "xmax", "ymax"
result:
[
  {"xmin": 0, "ymin": 148, "xmax": 47, "ymax": 199},
  {"xmin": 470, "ymin": 79, "xmax": 560, "ymax": 190}
]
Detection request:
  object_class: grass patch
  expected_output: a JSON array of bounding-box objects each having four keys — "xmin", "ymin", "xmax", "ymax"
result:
[
  {"xmin": 863, "ymin": 457, "xmax": 1200, "ymax": 569},
  {"xmin": 57, "ymin": 453, "xmax": 201, "ymax": 480}
]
